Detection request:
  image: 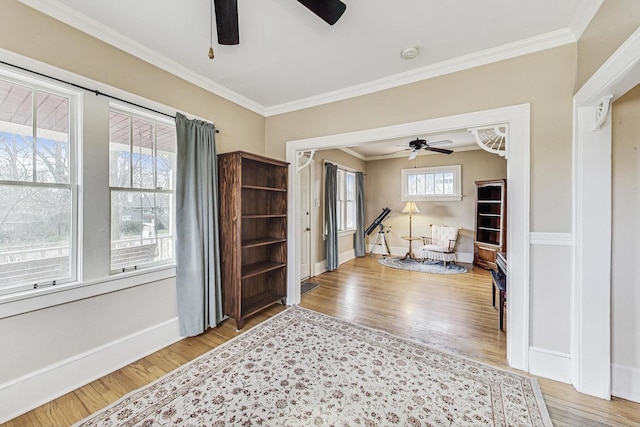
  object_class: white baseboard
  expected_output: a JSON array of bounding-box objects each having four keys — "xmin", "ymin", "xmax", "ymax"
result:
[
  {"xmin": 612, "ymin": 363, "xmax": 640, "ymax": 403},
  {"xmin": 339, "ymin": 249, "xmax": 356, "ymax": 264},
  {"xmin": 528, "ymin": 347, "xmax": 571, "ymax": 384},
  {"xmin": 313, "ymin": 249, "xmax": 356, "ymax": 277},
  {"xmin": 0, "ymin": 317, "xmax": 182, "ymax": 424}
]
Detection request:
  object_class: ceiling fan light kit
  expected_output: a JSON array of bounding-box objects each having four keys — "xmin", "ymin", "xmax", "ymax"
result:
[{"xmin": 406, "ymin": 137, "xmax": 454, "ymax": 158}]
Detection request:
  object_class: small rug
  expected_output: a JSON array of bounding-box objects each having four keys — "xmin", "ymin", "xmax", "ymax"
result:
[
  {"xmin": 74, "ymin": 307, "xmax": 551, "ymax": 426},
  {"xmin": 301, "ymin": 281, "xmax": 320, "ymax": 295},
  {"xmin": 379, "ymin": 256, "xmax": 467, "ymax": 274}
]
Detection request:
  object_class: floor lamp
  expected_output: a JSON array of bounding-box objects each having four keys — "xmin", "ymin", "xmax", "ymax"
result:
[{"xmin": 401, "ymin": 201, "xmax": 420, "ymax": 260}]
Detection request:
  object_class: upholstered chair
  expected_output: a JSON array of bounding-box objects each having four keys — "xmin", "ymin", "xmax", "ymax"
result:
[{"xmin": 421, "ymin": 225, "xmax": 462, "ymax": 266}]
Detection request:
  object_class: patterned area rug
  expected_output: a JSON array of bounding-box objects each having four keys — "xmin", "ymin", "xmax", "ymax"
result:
[
  {"xmin": 75, "ymin": 307, "xmax": 551, "ymax": 427},
  {"xmin": 379, "ymin": 256, "xmax": 468, "ymax": 274}
]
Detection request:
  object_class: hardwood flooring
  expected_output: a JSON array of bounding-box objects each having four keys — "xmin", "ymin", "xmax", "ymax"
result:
[{"xmin": 5, "ymin": 256, "xmax": 640, "ymax": 426}]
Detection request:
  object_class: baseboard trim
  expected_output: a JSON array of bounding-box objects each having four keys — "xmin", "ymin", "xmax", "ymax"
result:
[
  {"xmin": 0, "ymin": 317, "xmax": 182, "ymax": 424},
  {"xmin": 528, "ymin": 347, "xmax": 571, "ymax": 384},
  {"xmin": 612, "ymin": 363, "xmax": 640, "ymax": 403},
  {"xmin": 313, "ymin": 249, "xmax": 357, "ymax": 277}
]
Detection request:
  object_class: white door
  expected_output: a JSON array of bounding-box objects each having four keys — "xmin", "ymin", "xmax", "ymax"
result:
[{"xmin": 299, "ymin": 165, "xmax": 312, "ymax": 280}]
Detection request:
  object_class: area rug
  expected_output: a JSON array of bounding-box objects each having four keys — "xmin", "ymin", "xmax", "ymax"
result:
[
  {"xmin": 301, "ymin": 281, "xmax": 320, "ymax": 295},
  {"xmin": 379, "ymin": 256, "xmax": 468, "ymax": 274},
  {"xmin": 74, "ymin": 307, "xmax": 551, "ymax": 427}
]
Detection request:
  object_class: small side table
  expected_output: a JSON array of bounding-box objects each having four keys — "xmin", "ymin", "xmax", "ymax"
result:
[{"xmin": 400, "ymin": 236, "xmax": 422, "ymax": 260}]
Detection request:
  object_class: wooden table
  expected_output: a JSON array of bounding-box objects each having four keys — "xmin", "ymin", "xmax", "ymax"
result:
[{"xmin": 400, "ymin": 236, "xmax": 422, "ymax": 260}]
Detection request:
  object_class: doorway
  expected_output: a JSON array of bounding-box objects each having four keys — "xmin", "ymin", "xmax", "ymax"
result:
[
  {"xmin": 298, "ymin": 161, "xmax": 313, "ymax": 281},
  {"xmin": 286, "ymin": 104, "xmax": 531, "ymax": 372}
]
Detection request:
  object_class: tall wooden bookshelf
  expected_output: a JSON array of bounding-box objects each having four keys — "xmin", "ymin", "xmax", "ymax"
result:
[
  {"xmin": 474, "ymin": 179, "xmax": 506, "ymax": 270},
  {"xmin": 218, "ymin": 151, "xmax": 288, "ymax": 329}
]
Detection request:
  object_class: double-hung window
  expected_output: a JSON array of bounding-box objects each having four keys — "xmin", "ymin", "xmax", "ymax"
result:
[
  {"xmin": 108, "ymin": 106, "xmax": 176, "ymax": 272},
  {"xmin": 336, "ymin": 169, "xmax": 356, "ymax": 232},
  {"xmin": 0, "ymin": 76, "xmax": 77, "ymax": 295},
  {"xmin": 401, "ymin": 165, "xmax": 462, "ymax": 202}
]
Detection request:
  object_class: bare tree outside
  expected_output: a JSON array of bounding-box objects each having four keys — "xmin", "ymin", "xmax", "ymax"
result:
[{"xmin": 0, "ymin": 79, "xmax": 72, "ymax": 290}]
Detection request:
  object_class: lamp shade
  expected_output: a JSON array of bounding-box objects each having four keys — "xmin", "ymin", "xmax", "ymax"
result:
[{"xmin": 402, "ymin": 201, "xmax": 420, "ymax": 214}]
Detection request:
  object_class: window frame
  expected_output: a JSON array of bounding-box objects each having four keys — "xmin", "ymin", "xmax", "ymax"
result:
[
  {"xmin": 108, "ymin": 104, "xmax": 176, "ymax": 274},
  {"xmin": 401, "ymin": 165, "xmax": 462, "ymax": 202},
  {"xmin": 336, "ymin": 168, "xmax": 356, "ymax": 234},
  {"xmin": 0, "ymin": 72, "xmax": 79, "ymax": 296}
]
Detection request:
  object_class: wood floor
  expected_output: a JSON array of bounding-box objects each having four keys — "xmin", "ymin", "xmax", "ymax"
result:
[{"xmin": 5, "ymin": 256, "xmax": 640, "ymax": 426}]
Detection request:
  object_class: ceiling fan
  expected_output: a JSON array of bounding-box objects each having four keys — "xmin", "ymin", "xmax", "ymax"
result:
[
  {"xmin": 406, "ymin": 138, "xmax": 454, "ymax": 160},
  {"xmin": 213, "ymin": 0, "xmax": 347, "ymax": 46}
]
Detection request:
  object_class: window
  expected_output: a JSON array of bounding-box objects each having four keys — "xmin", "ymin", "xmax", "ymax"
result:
[
  {"xmin": 0, "ymin": 76, "xmax": 77, "ymax": 295},
  {"xmin": 337, "ymin": 169, "xmax": 356, "ymax": 232},
  {"xmin": 401, "ymin": 165, "xmax": 462, "ymax": 202},
  {"xmin": 109, "ymin": 107, "xmax": 176, "ymax": 271}
]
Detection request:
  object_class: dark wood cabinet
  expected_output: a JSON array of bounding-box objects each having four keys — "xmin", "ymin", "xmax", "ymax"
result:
[
  {"xmin": 218, "ymin": 151, "xmax": 288, "ymax": 329},
  {"xmin": 474, "ymin": 179, "xmax": 506, "ymax": 270}
]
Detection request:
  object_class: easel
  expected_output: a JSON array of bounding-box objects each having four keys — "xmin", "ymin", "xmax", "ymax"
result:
[{"xmin": 369, "ymin": 225, "xmax": 391, "ymax": 257}]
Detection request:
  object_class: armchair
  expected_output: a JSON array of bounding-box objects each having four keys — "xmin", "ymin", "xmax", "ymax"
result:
[{"xmin": 421, "ymin": 225, "xmax": 462, "ymax": 266}]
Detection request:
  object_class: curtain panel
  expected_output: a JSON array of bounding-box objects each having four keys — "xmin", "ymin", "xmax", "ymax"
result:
[
  {"xmin": 175, "ymin": 112, "xmax": 223, "ymax": 337},
  {"xmin": 324, "ymin": 163, "xmax": 339, "ymax": 271},
  {"xmin": 354, "ymin": 171, "xmax": 365, "ymax": 257}
]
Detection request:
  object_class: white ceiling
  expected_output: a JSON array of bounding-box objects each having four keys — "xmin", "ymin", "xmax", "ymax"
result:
[{"xmin": 19, "ymin": 0, "xmax": 602, "ymax": 117}]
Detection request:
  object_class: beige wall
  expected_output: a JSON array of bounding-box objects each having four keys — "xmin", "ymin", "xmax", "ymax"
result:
[
  {"xmin": 0, "ymin": 0, "xmax": 264, "ymax": 393},
  {"xmin": 311, "ymin": 149, "xmax": 366, "ymax": 264},
  {"xmin": 266, "ymin": 45, "xmax": 576, "ymax": 233},
  {"xmin": 364, "ymin": 150, "xmax": 506, "ymax": 255},
  {"xmin": 611, "ymin": 84, "xmax": 640, "ymax": 370},
  {"xmin": 576, "ymin": 0, "xmax": 640, "ymax": 91},
  {"xmin": 266, "ymin": 45, "xmax": 577, "ymax": 354}
]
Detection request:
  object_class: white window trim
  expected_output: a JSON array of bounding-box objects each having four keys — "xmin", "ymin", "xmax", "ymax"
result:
[
  {"xmin": 0, "ymin": 70, "xmax": 81, "ymax": 295},
  {"xmin": 108, "ymin": 104, "xmax": 177, "ymax": 274},
  {"xmin": 0, "ymin": 55, "xmax": 186, "ymax": 316},
  {"xmin": 401, "ymin": 164, "xmax": 462, "ymax": 202}
]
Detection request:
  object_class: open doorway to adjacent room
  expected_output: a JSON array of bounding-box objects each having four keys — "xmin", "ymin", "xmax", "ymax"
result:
[{"xmin": 287, "ymin": 104, "xmax": 530, "ymax": 372}]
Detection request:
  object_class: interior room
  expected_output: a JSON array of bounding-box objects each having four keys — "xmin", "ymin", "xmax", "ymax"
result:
[{"xmin": 1, "ymin": 0, "xmax": 639, "ymax": 425}]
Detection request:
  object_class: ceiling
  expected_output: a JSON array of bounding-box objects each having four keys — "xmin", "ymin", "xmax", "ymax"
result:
[{"xmin": 19, "ymin": 0, "xmax": 602, "ymax": 117}]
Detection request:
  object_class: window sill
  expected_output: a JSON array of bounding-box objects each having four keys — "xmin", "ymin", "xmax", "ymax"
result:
[
  {"xmin": 339, "ymin": 229, "xmax": 356, "ymax": 237},
  {"xmin": 401, "ymin": 195, "xmax": 463, "ymax": 202},
  {"xmin": 0, "ymin": 265, "xmax": 176, "ymax": 319}
]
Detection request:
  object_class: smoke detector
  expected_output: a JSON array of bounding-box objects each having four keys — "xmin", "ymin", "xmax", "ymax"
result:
[{"xmin": 400, "ymin": 46, "xmax": 419, "ymax": 60}]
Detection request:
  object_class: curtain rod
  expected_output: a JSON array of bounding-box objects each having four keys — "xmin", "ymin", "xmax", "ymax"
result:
[
  {"xmin": 0, "ymin": 60, "xmax": 219, "ymax": 133},
  {"xmin": 323, "ymin": 160, "xmax": 364, "ymax": 175}
]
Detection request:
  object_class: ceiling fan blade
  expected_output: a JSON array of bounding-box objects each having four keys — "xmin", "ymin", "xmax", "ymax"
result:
[
  {"xmin": 425, "ymin": 146, "xmax": 454, "ymax": 155},
  {"xmin": 426, "ymin": 139, "xmax": 453, "ymax": 146},
  {"xmin": 408, "ymin": 149, "xmax": 418, "ymax": 160},
  {"xmin": 214, "ymin": 0, "xmax": 239, "ymax": 45},
  {"xmin": 297, "ymin": 0, "xmax": 347, "ymax": 25}
]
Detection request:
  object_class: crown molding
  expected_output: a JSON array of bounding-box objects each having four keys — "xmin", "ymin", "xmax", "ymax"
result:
[
  {"xmin": 17, "ymin": 0, "xmax": 266, "ymax": 116},
  {"xmin": 569, "ymin": 0, "xmax": 604, "ymax": 40},
  {"xmin": 265, "ymin": 28, "xmax": 576, "ymax": 116},
  {"xmin": 337, "ymin": 147, "xmax": 366, "ymax": 161},
  {"xmin": 19, "ymin": 0, "xmax": 589, "ymax": 118}
]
